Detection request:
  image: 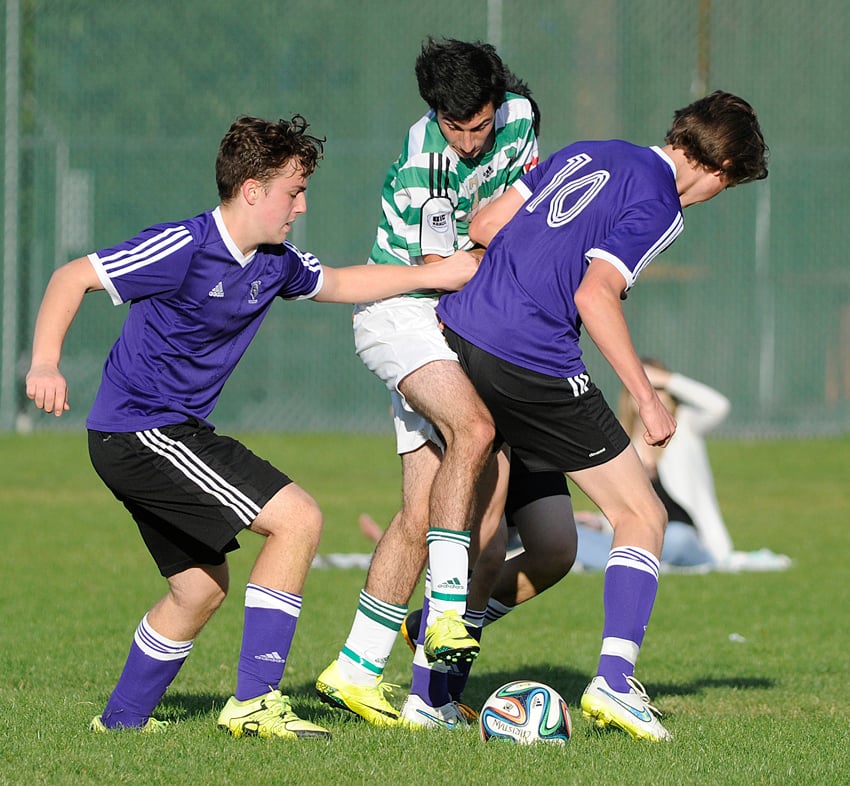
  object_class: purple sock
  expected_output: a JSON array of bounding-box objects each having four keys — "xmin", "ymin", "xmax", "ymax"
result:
[
  {"xmin": 447, "ymin": 624, "xmax": 481, "ymax": 701},
  {"xmin": 235, "ymin": 584, "xmax": 300, "ymax": 701},
  {"xmin": 409, "ymin": 588, "xmax": 452, "ymax": 706},
  {"xmin": 417, "ymin": 593, "xmax": 431, "ymax": 646},
  {"xmin": 596, "ymin": 547, "xmax": 659, "ymax": 693},
  {"xmin": 410, "ymin": 663, "xmax": 451, "ymax": 706},
  {"xmin": 101, "ymin": 616, "xmax": 192, "ymax": 728}
]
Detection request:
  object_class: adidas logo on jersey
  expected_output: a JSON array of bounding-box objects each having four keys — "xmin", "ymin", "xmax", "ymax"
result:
[{"xmin": 208, "ymin": 281, "xmax": 225, "ymax": 298}]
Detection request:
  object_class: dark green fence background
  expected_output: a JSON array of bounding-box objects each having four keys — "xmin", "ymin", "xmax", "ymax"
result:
[{"xmin": 2, "ymin": 0, "xmax": 847, "ymax": 436}]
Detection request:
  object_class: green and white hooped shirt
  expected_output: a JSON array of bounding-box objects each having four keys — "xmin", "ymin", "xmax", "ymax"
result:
[{"xmin": 369, "ymin": 93, "xmax": 538, "ymax": 296}]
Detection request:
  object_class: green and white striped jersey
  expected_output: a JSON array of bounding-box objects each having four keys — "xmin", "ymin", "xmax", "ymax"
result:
[{"xmin": 369, "ymin": 93, "xmax": 538, "ymax": 292}]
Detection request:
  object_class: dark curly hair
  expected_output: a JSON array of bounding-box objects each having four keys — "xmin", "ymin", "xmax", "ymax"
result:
[
  {"xmin": 415, "ymin": 37, "xmax": 541, "ymax": 135},
  {"xmin": 216, "ymin": 115, "xmax": 325, "ymax": 202}
]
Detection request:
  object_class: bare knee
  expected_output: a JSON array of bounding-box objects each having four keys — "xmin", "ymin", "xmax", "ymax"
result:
[
  {"xmin": 635, "ymin": 492, "xmax": 667, "ymax": 533},
  {"xmin": 156, "ymin": 564, "xmax": 229, "ymax": 637},
  {"xmin": 256, "ymin": 484, "xmax": 324, "ymax": 551},
  {"xmin": 295, "ymin": 495, "xmax": 323, "ymax": 549},
  {"xmin": 442, "ymin": 411, "xmax": 495, "ymax": 465},
  {"xmin": 458, "ymin": 403, "xmax": 494, "ymax": 443},
  {"xmin": 469, "ymin": 414, "xmax": 496, "ymax": 454},
  {"xmin": 608, "ymin": 495, "xmax": 667, "ymax": 552},
  {"xmin": 521, "ymin": 531, "xmax": 577, "ymax": 589},
  {"xmin": 400, "ymin": 363, "xmax": 495, "ymax": 460},
  {"xmin": 175, "ymin": 580, "xmax": 227, "ymax": 619},
  {"xmin": 289, "ymin": 502, "xmax": 323, "ymax": 561}
]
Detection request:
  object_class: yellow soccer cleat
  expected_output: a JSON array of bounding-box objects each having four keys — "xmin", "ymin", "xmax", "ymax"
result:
[
  {"xmin": 90, "ymin": 715, "xmax": 169, "ymax": 733},
  {"xmin": 217, "ymin": 688, "xmax": 331, "ymax": 740},
  {"xmin": 315, "ymin": 660, "xmax": 401, "ymax": 727},
  {"xmin": 423, "ymin": 610, "xmax": 480, "ymax": 665}
]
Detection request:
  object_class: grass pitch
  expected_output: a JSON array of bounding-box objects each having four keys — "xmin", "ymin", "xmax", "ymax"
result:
[{"xmin": 0, "ymin": 431, "xmax": 847, "ymax": 785}]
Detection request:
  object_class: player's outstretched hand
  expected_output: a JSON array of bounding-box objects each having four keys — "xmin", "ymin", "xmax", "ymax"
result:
[
  {"xmin": 428, "ymin": 249, "xmax": 481, "ymax": 292},
  {"xmin": 26, "ymin": 364, "xmax": 70, "ymax": 416}
]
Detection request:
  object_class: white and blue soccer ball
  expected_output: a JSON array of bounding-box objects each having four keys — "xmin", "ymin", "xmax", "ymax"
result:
[{"xmin": 479, "ymin": 680, "xmax": 572, "ymax": 745}]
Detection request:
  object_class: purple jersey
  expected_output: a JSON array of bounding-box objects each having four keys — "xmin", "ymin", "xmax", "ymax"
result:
[
  {"xmin": 86, "ymin": 207, "xmax": 323, "ymax": 431},
  {"xmin": 438, "ymin": 141, "xmax": 682, "ymax": 378}
]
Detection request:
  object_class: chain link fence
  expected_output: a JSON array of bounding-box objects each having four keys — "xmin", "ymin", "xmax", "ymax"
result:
[{"xmin": 2, "ymin": 0, "xmax": 848, "ymax": 436}]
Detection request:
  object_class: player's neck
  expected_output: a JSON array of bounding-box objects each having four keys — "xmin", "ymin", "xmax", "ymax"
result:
[
  {"xmin": 664, "ymin": 146, "xmax": 711, "ymax": 208},
  {"xmin": 218, "ymin": 202, "xmax": 259, "ymax": 257}
]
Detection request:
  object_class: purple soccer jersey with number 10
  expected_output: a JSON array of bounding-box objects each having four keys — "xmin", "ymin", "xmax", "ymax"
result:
[
  {"xmin": 438, "ymin": 140, "xmax": 683, "ymax": 378},
  {"xmin": 86, "ymin": 206, "xmax": 323, "ymax": 433}
]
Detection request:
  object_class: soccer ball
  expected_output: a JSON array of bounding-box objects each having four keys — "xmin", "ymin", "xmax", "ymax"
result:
[{"xmin": 479, "ymin": 680, "xmax": 572, "ymax": 745}]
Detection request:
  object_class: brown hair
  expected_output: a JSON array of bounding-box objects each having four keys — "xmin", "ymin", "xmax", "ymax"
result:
[
  {"xmin": 665, "ymin": 91, "xmax": 768, "ymax": 186},
  {"xmin": 216, "ymin": 115, "xmax": 325, "ymax": 202}
]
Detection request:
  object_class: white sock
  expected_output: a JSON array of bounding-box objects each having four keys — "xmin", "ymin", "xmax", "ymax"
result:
[
  {"xmin": 338, "ymin": 590, "xmax": 405, "ymax": 684},
  {"xmin": 425, "ymin": 528, "xmax": 470, "ymax": 622}
]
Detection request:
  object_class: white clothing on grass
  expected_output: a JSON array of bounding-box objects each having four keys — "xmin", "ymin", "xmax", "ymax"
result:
[{"xmin": 657, "ymin": 372, "xmax": 733, "ymax": 564}]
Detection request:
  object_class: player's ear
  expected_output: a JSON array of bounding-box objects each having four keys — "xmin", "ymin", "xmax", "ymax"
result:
[{"xmin": 241, "ymin": 179, "xmax": 262, "ymax": 205}]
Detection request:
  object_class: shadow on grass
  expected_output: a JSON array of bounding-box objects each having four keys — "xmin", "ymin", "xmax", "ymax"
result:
[
  {"xmin": 159, "ymin": 687, "xmax": 382, "ymax": 727},
  {"xmin": 463, "ymin": 664, "xmax": 591, "ymax": 707},
  {"xmin": 156, "ymin": 671, "xmax": 776, "ymax": 725},
  {"xmin": 155, "ymin": 664, "xmax": 588, "ymax": 725},
  {"xmin": 158, "ymin": 692, "xmax": 229, "ymax": 722},
  {"xmin": 656, "ymin": 674, "xmax": 776, "ymax": 698}
]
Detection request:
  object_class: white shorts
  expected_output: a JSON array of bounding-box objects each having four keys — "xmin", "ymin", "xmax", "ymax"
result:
[{"xmin": 353, "ymin": 295, "xmax": 458, "ymax": 455}]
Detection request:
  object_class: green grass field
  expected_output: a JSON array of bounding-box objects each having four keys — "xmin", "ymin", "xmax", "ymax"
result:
[{"xmin": 0, "ymin": 431, "xmax": 847, "ymax": 785}]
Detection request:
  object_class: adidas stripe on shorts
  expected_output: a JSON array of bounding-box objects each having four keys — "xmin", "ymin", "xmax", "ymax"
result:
[
  {"xmin": 443, "ymin": 327, "xmax": 630, "ymax": 473},
  {"xmin": 88, "ymin": 417, "xmax": 291, "ymax": 577}
]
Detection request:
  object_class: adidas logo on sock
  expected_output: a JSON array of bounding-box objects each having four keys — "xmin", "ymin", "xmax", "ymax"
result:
[
  {"xmin": 255, "ymin": 651, "xmax": 286, "ymax": 663},
  {"xmin": 437, "ymin": 577, "xmax": 462, "ymax": 590},
  {"xmin": 208, "ymin": 281, "xmax": 225, "ymax": 298}
]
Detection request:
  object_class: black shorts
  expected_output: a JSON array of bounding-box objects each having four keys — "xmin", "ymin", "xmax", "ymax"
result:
[
  {"xmin": 444, "ymin": 328, "xmax": 629, "ymax": 473},
  {"xmin": 88, "ymin": 418, "xmax": 292, "ymax": 577}
]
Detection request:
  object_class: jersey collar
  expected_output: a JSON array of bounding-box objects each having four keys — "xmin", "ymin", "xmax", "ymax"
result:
[
  {"xmin": 651, "ymin": 145, "xmax": 677, "ymax": 179},
  {"xmin": 213, "ymin": 206, "xmax": 256, "ymax": 267}
]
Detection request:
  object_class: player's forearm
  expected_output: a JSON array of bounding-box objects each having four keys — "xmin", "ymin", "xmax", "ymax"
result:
[
  {"xmin": 318, "ymin": 264, "xmax": 440, "ymax": 302},
  {"xmin": 583, "ymin": 299, "xmax": 675, "ymax": 446},
  {"xmin": 576, "ymin": 286, "xmax": 653, "ymax": 407},
  {"xmin": 468, "ymin": 187, "xmax": 525, "ymax": 247},
  {"xmin": 468, "ymin": 212, "xmax": 503, "ymax": 247},
  {"xmin": 316, "ymin": 252, "xmax": 477, "ymax": 303}
]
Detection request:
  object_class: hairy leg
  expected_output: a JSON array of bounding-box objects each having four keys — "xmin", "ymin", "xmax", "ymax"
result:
[
  {"xmin": 399, "ymin": 360, "xmax": 495, "ymax": 534},
  {"xmin": 362, "ymin": 442, "xmax": 441, "ymax": 604},
  {"xmin": 466, "ymin": 448, "xmax": 511, "ymax": 610}
]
